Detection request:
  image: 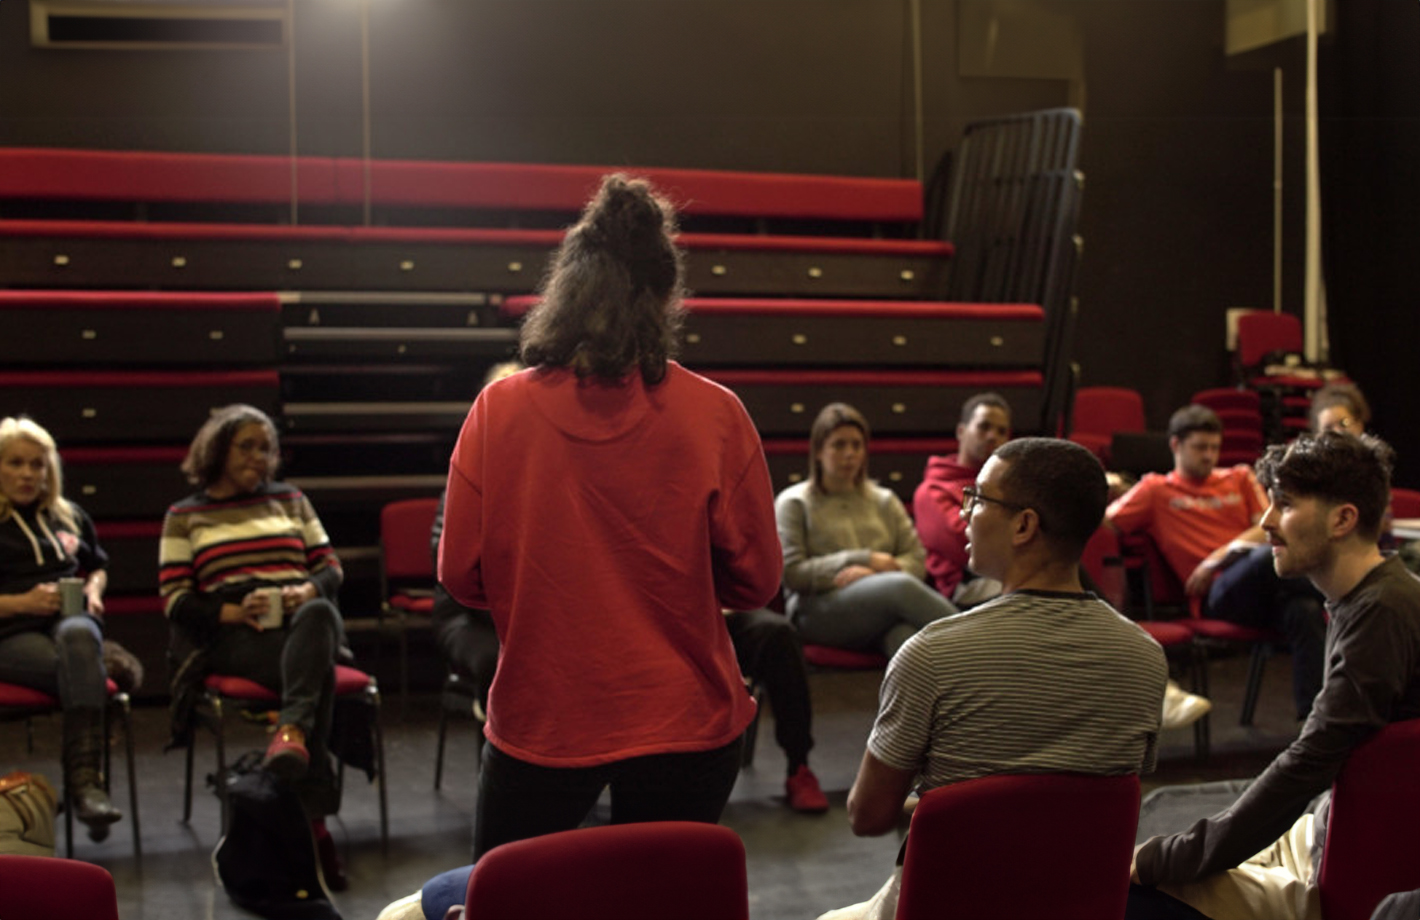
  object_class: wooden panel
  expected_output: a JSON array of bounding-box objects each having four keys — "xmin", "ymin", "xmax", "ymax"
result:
[
  {"xmin": 681, "ymin": 313, "xmax": 1044, "ymax": 367},
  {"xmin": 763, "ymin": 438, "xmax": 954, "ymax": 507},
  {"xmin": 62, "ymin": 449, "xmax": 190, "ymax": 520},
  {"xmin": 702, "ymin": 370, "xmax": 1044, "ymax": 436},
  {"xmin": 0, "ymin": 372, "xmax": 279, "ymax": 444},
  {"xmin": 3, "ymin": 306, "xmax": 280, "ymax": 365}
]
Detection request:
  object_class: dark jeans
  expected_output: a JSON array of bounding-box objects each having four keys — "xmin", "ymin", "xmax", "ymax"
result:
[
  {"xmin": 431, "ymin": 584, "xmax": 498, "ymax": 707},
  {"xmin": 472, "ymin": 736, "xmax": 742, "ymax": 860},
  {"xmin": 1207, "ymin": 545, "xmax": 1327, "ymax": 719},
  {"xmin": 725, "ymin": 608, "xmax": 813, "ymax": 769},
  {"xmin": 0, "ymin": 613, "xmax": 106, "ymax": 710},
  {"xmin": 207, "ymin": 598, "xmax": 344, "ymax": 811}
]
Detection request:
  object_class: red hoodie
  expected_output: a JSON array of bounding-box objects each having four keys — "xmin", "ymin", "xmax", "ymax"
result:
[
  {"xmin": 440, "ymin": 362, "xmax": 780, "ymax": 767},
  {"xmin": 912, "ymin": 452, "xmax": 979, "ymax": 596}
]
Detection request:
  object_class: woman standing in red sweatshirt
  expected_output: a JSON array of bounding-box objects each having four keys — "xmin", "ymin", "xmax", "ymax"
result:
[{"xmin": 439, "ymin": 174, "xmax": 782, "ymax": 858}]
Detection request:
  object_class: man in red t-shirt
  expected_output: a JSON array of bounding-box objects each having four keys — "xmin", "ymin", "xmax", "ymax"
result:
[{"xmin": 1107, "ymin": 404, "xmax": 1327, "ymax": 719}]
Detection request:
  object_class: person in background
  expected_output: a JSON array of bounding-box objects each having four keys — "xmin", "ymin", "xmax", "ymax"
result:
[
  {"xmin": 1309, "ymin": 381, "xmax": 1370, "ymax": 435},
  {"xmin": 1109, "ymin": 404, "xmax": 1327, "ymax": 722},
  {"xmin": 723, "ymin": 605, "xmax": 828, "ymax": 813},
  {"xmin": 821, "ymin": 438, "xmax": 1166, "ymax": 920},
  {"xmin": 0, "ymin": 416, "xmax": 120, "ymax": 840},
  {"xmin": 426, "ymin": 360, "xmax": 522, "ymax": 721},
  {"xmin": 1130, "ymin": 432, "xmax": 1420, "ymax": 920},
  {"xmin": 160, "ymin": 403, "xmax": 349, "ymax": 888},
  {"xmin": 913, "ymin": 392, "xmax": 1012, "ymax": 606},
  {"xmin": 779, "ymin": 402, "xmax": 956, "ymax": 660}
]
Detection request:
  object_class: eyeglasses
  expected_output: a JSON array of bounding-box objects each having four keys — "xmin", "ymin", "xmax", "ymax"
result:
[
  {"xmin": 232, "ymin": 438, "xmax": 274, "ymax": 456},
  {"xmin": 961, "ymin": 486, "xmax": 1029, "ymax": 517}
]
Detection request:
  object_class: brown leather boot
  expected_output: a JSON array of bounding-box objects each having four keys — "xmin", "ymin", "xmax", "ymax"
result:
[{"xmin": 63, "ymin": 707, "xmax": 122, "ymax": 841}]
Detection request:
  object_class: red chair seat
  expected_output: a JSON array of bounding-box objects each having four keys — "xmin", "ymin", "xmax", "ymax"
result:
[
  {"xmin": 204, "ymin": 665, "xmax": 371, "ymax": 701},
  {"xmin": 1183, "ymin": 620, "xmax": 1279, "ymax": 644},
  {"xmin": 0, "ymin": 678, "xmax": 121, "ymax": 708},
  {"xmin": 801, "ymin": 645, "xmax": 889, "ymax": 669},
  {"xmin": 1136, "ymin": 621, "xmax": 1193, "ymax": 647},
  {"xmin": 388, "ymin": 593, "xmax": 434, "ymax": 615}
]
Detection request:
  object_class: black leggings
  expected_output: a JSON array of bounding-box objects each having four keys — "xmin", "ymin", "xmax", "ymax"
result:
[{"xmin": 471, "ymin": 737, "xmax": 742, "ymax": 861}]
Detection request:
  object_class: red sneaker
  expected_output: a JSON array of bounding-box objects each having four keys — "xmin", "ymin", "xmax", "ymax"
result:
[
  {"xmin": 786, "ymin": 765, "xmax": 829, "ymax": 813},
  {"xmin": 262, "ymin": 723, "xmax": 310, "ymax": 781}
]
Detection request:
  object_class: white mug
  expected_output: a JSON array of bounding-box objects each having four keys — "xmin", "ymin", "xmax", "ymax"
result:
[{"xmin": 255, "ymin": 586, "xmax": 285, "ymax": 629}]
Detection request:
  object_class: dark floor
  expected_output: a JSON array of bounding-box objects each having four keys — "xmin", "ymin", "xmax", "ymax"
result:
[{"xmin": 5, "ymin": 647, "xmax": 1304, "ymax": 920}]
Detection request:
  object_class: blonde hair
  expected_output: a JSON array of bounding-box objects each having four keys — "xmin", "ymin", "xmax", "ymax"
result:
[{"xmin": 0, "ymin": 416, "xmax": 77, "ymax": 530}]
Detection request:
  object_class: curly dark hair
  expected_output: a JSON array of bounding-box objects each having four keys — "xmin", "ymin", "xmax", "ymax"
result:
[
  {"xmin": 180, "ymin": 404, "xmax": 279, "ymax": 487},
  {"xmin": 519, "ymin": 173, "xmax": 686, "ymax": 385},
  {"xmin": 1255, "ymin": 431, "xmax": 1395, "ymax": 541}
]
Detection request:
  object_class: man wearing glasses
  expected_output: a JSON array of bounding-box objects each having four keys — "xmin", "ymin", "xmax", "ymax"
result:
[{"xmin": 818, "ymin": 438, "xmax": 1166, "ymax": 920}]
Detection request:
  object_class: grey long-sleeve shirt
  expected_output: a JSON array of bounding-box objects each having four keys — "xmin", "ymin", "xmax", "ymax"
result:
[{"xmin": 1136, "ymin": 556, "xmax": 1420, "ymax": 886}]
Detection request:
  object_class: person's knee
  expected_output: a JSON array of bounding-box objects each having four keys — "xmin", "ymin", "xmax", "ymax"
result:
[
  {"xmin": 292, "ymin": 597, "xmax": 340, "ymax": 633},
  {"xmin": 55, "ymin": 615, "xmax": 102, "ymax": 654}
]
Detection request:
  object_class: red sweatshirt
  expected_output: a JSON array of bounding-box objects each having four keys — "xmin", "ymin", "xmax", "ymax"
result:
[
  {"xmin": 913, "ymin": 453, "xmax": 979, "ymax": 596},
  {"xmin": 440, "ymin": 362, "xmax": 781, "ymax": 767}
]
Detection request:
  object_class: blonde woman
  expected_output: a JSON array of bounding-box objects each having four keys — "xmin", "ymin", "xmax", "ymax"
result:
[{"xmin": 0, "ymin": 416, "xmax": 120, "ymax": 838}]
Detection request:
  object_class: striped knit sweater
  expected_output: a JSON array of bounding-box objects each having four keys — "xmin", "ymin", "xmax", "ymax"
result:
[{"xmin": 159, "ymin": 481, "xmax": 341, "ymax": 639}]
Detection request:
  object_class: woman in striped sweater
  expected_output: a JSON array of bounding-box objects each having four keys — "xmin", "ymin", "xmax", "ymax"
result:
[{"xmin": 160, "ymin": 404, "xmax": 346, "ymax": 823}]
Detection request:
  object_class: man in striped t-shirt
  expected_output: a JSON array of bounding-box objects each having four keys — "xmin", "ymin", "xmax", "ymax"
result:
[{"xmin": 819, "ymin": 438, "xmax": 1167, "ymax": 920}]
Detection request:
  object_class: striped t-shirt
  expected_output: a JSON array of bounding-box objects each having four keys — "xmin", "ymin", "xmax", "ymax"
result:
[{"xmin": 869, "ymin": 590, "xmax": 1167, "ymax": 791}]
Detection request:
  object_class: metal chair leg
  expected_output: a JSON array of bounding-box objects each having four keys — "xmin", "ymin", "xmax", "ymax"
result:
[
  {"xmin": 369, "ymin": 682, "xmax": 388, "ymax": 855},
  {"xmin": 115, "ymin": 692, "xmax": 142, "ymax": 862},
  {"xmin": 1239, "ymin": 643, "xmax": 1270, "ymax": 726},
  {"xmin": 183, "ymin": 726, "xmax": 195, "ymax": 822},
  {"xmin": 434, "ymin": 694, "xmax": 450, "ymax": 791},
  {"xmin": 740, "ymin": 681, "xmax": 763, "ymax": 770},
  {"xmin": 212, "ymin": 696, "xmax": 229, "ymax": 833}
]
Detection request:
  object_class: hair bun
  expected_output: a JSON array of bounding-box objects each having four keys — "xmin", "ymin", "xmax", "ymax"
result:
[{"xmin": 582, "ymin": 174, "xmax": 674, "ymax": 263}]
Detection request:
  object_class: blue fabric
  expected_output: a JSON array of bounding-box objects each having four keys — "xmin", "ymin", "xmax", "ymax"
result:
[{"xmin": 420, "ymin": 865, "xmax": 473, "ymax": 920}]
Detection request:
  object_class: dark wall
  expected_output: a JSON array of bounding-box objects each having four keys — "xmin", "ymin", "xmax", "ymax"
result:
[
  {"xmin": 1321, "ymin": 0, "xmax": 1420, "ymax": 487},
  {"xmin": 3, "ymin": 0, "xmax": 1344, "ymax": 447},
  {"xmin": 1067, "ymin": 1, "xmax": 1292, "ymax": 427}
]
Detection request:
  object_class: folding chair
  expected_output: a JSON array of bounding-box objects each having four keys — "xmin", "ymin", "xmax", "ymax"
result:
[
  {"xmin": 465, "ymin": 821, "xmax": 749, "ymax": 920},
  {"xmin": 0, "ymin": 854, "xmax": 120, "ymax": 920},
  {"xmin": 0, "ymin": 679, "xmax": 141, "ymax": 860},
  {"xmin": 181, "ymin": 665, "xmax": 388, "ymax": 851},
  {"xmin": 898, "ymin": 773, "xmax": 1139, "ymax": 920},
  {"xmin": 1317, "ymin": 719, "xmax": 1420, "ymax": 920}
]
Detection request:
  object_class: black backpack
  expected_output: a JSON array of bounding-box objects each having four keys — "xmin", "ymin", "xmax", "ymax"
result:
[{"xmin": 213, "ymin": 754, "xmax": 343, "ymax": 920}]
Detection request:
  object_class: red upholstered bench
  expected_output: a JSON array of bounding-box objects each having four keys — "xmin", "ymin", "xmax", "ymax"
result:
[
  {"xmin": 0, "ymin": 148, "xmax": 952, "ymax": 296},
  {"xmin": 0, "ymin": 147, "xmax": 341, "ymax": 205}
]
